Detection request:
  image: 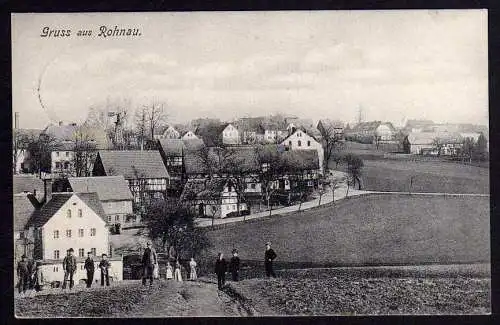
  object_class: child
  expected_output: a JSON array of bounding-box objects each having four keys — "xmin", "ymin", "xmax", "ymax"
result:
[
  {"xmin": 166, "ymin": 261, "xmax": 173, "ymax": 280},
  {"xmin": 33, "ymin": 262, "xmax": 44, "ymax": 292},
  {"xmin": 174, "ymin": 260, "xmax": 183, "ymax": 282},
  {"xmin": 99, "ymin": 254, "xmax": 111, "ymax": 287},
  {"xmin": 189, "ymin": 257, "xmax": 197, "ymax": 281}
]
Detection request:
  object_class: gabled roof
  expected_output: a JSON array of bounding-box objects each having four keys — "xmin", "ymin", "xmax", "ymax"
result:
[
  {"xmin": 26, "ymin": 192, "xmax": 107, "ymax": 228},
  {"xmin": 404, "ymin": 119, "xmax": 435, "ymax": 129},
  {"xmin": 158, "ymin": 139, "xmax": 185, "ymax": 156},
  {"xmin": 349, "ymin": 121, "xmax": 396, "ymax": 133},
  {"xmin": 14, "ymin": 194, "xmax": 39, "ymax": 232},
  {"xmin": 317, "ymin": 119, "xmax": 344, "ymax": 130},
  {"xmin": 97, "ymin": 150, "xmax": 169, "ymax": 179},
  {"xmin": 52, "ymin": 141, "xmax": 76, "ymax": 151},
  {"xmin": 281, "ymin": 129, "xmax": 321, "ymax": 143},
  {"xmin": 68, "ymin": 176, "xmax": 133, "ymax": 201},
  {"xmin": 197, "ymin": 178, "xmax": 231, "ymax": 199}
]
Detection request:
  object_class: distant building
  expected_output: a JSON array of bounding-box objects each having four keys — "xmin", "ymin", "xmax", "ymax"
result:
[
  {"xmin": 181, "ymin": 130, "xmax": 199, "ymax": 140},
  {"xmin": 235, "ymin": 117, "xmax": 265, "ymax": 144},
  {"xmin": 316, "ymin": 119, "xmax": 345, "ymax": 140},
  {"xmin": 24, "ymin": 192, "xmax": 123, "ymax": 284},
  {"xmin": 92, "ymin": 150, "xmax": 170, "ymax": 207},
  {"xmin": 281, "ymin": 129, "xmax": 325, "ymax": 174},
  {"xmin": 403, "ymin": 119, "xmax": 435, "ymax": 134},
  {"xmin": 156, "ymin": 125, "xmax": 180, "ymax": 140},
  {"xmin": 66, "ymin": 176, "xmax": 136, "ymax": 226},
  {"xmin": 405, "ymin": 132, "xmax": 467, "ymax": 156},
  {"xmin": 51, "ymin": 141, "xmax": 75, "ymax": 177},
  {"xmin": 346, "ymin": 121, "xmax": 396, "ymax": 143},
  {"xmin": 221, "ymin": 123, "xmax": 241, "ymax": 145}
]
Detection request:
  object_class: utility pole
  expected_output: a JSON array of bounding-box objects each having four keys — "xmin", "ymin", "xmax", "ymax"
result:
[{"xmin": 357, "ymin": 105, "xmax": 363, "ymax": 124}]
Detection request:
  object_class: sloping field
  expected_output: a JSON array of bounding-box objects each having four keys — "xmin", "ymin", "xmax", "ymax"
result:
[
  {"xmin": 361, "ymin": 160, "xmax": 489, "ymax": 194},
  {"xmin": 205, "ymin": 194, "xmax": 490, "ymax": 268}
]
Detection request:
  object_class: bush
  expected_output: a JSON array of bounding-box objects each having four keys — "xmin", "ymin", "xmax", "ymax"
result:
[{"xmin": 225, "ymin": 209, "xmax": 251, "ymax": 218}]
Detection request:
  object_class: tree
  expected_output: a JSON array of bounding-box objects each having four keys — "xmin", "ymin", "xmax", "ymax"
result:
[
  {"xmin": 26, "ymin": 133, "xmax": 57, "ymax": 178},
  {"xmin": 474, "ymin": 133, "xmax": 487, "ymax": 161},
  {"xmin": 73, "ymin": 130, "xmax": 98, "ymax": 177},
  {"xmin": 432, "ymin": 138, "xmax": 444, "ymax": 156},
  {"xmin": 461, "ymin": 137, "xmax": 475, "ymax": 164},
  {"xmin": 143, "ymin": 198, "xmax": 211, "ymax": 260},
  {"xmin": 344, "ymin": 154, "xmax": 364, "ymax": 194},
  {"xmin": 328, "ymin": 174, "xmax": 345, "ymax": 204},
  {"xmin": 134, "ymin": 100, "xmax": 168, "ymax": 142},
  {"xmin": 255, "ymin": 145, "xmax": 283, "ymax": 216},
  {"xmin": 13, "ymin": 130, "xmax": 32, "ymax": 174},
  {"xmin": 318, "ymin": 121, "xmax": 344, "ymax": 172}
]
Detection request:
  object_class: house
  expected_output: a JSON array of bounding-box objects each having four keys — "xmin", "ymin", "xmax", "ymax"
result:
[
  {"xmin": 157, "ymin": 125, "xmax": 180, "ymax": 140},
  {"xmin": 405, "ymin": 132, "xmax": 465, "ymax": 156},
  {"xmin": 24, "ymin": 192, "xmax": 123, "ymax": 283},
  {"xmin": 316, "ymin": 119, "xmax": 345, "ymax": 140},
  {"xmin": 236, "ymin": 118, "xmax": 266, "ymax": 144},
  {"xmin": 181, "ymin": 130, "xmax": 199, "ymax": 140},
  {"xmin": 280, "ymin": 129, "xmax": 325, "ymax": 174},
  {"xmin": 51, "ymin": 141, "xmax": 75, "ymax": 177},
  {"xmin": 180, "ymin": 178, "xmax": 248, "ymax": 218},
  {"xmin": 402, "ymin": 119, "xmax": 435, "ymax": 134},
  {"xmin": 345, "ymin": 121, "xmax": 396, "ymax": 143},
  {"xmin": 261, "ymin": 120, "xmax": 288, "ymax": 143},
  {"xmin": 221, "ymin": 123, "xmax": 241, "ymax": 145},
  {"xmin": 92, "ymin": 150, "xmax": 170, "ymax": 206},
  {"xmin": 66, "ymin": 176, "xmax": 136, "ymax": 226},
  {"xmin": 14, "ymin": 193, "xmax": 40, "ymax": 264}
]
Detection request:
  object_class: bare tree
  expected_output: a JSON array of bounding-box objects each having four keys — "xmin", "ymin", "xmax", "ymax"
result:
[
  {"xmin": 73, "ymin": 130, "xmax": 97, "ymax": 177},
  {"xmin": 432, "ymin": 138, "xmax": 444, "ymax": 156},
  {"xmin": 134, "ymin": 100, "xmax": 168, "ymax": 141},
  {"xmin": 255, "ymin": 145, "xmax": 283, "ymax": 216},
  {"xmin": 318, "ymin": 121, "xmax": 345, "ymax": 172},
  {"xmin": 13, "ymin": 130, "xmax": 32, "ymax": 174},
  {"xmin": 26, "ymin": 133, "xmax": 57, "ymax": 178}
]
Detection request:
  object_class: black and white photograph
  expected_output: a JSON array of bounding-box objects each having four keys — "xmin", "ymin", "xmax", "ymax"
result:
[{"xmin": 11, "ymin": 10, "xmax": 490, "ymax": 317}]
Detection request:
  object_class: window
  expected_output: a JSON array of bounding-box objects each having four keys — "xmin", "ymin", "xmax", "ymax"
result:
[
  {"xmin": 91, "ymin": 248, "xmax": 96, "ymax": 256},
  {"xmin": 54, "ymin": 250, "xmax": 60, "ymax": 259},
  {"xmin": 232, "ymin": 205, "xmax": 236, "ymax": 211},
  {"xmin": 108, "ymin": 216, "xmax": 112, "ymax": 223},
  {"xmin": 55, "ymin": 162, "xmax": 61, "ymax": 169},
  {"xmin": 79, "ymin": 248, "xmax": 85, "ymax": 257},
  {"xmin": 56, "ymin": 152, "xmax": 60, "ymax": 157},
  {"xmin": 81, "ymin": 265, "xmax": 84, "ymax": 270},
  {"xmin": 115, "ymin": 215, "xmax": 120, "ymax": 222},
  {"xmin": 53, "ymin": 266, "xmax": 58, "ymax": 272},
  {"xmin": 250, "ymin": 183, "xmax": 256, "ymax": 189},
  {"xmin": 66, "ymin": 229, "xmax": 72, "ymax": 238},
  {"xmin": 65, "ymin": 151, "xmax": 69, "ymax": 157},
  {"xmin": 298, "ymin": 140, "xmax": 302, "ymax": 147},
  {"xmin": 67, "ymin": 209, "xmax": 71, "ymax": 218},
  {"xmin": 307, "ymin": 141, "xmax": 311, "ymax": 147},
  {"xmin": 78, "ymin": 229, "xmax": 84, "ymax": 237},
  {"xmin": 64, "ymin": 162, "xmax": 70, "ymax": 169},
  {"xmin": 289, "ymin": 141, "xmax": 292, "ymax": 146},
  {"xmin": 78, "ymin": 209, "xmax": 82, "ymax": 217},
  {"xmin": 53, "ymin": 230, "xmax": 59, "ymax": 239},
  {"xmin": 90, "ymin": 228, "xmax": 96, "ymax": 236}
]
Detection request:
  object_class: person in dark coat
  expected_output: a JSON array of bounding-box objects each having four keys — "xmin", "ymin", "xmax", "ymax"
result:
[
  {"xmin": 214, "ymin": 252, "xmax": 227, "ymax": 290},
  {"xmin": 17, "ymin": 254, "xmax": 30, "ymax": 294},
  {"xmin": 33, "ymin": 262, "xmax": 44, "ymax": 292},
  {"xmin": 141, "ymin": 241, "xmax": 157, "ymax": 286},
  {"xmin": 84, "ymin": 251, "xmax": 95, "ymax": 288},
  {"xmin": 229, "ymin": 249, "xmax": 240, "ymax": 282},
  {"xmin": 264, "ymin": 242, "xmax": 277, "ymax": 278},
  {"xmin": 99, "ymin": 254, "xmax": 111, "ymax": 287},
  {"xmin": 62, "ymin": 248, "xmax": 77, "ymax": 289}
]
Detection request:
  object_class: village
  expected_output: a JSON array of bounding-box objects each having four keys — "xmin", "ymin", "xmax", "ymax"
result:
[{"xmin": 13, "ymin": 108, "xmax": 489, "ymax": 292}]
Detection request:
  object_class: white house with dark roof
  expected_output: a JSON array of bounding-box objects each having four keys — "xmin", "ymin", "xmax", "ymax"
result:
[
  {"xmin": 67, "ymin": 176, "xmax": 135, "ymax": 226},
  {"xmin": 281, "ymin": 129, "xmax": 325, "ymax": 174},
  {"xmin": 222, "ymin": 123, "xmax": 240, "ymax": 145},
  {"xmin": 24, "ymin": 192, "xmax": 123, "ymax": 284},
  {"xmin": 92, "ymin": 150, "xmax": 170, "ymax": 206},
  {"xmin": 181, "ymin": 130, "xmax": 199, "ymax": 140},
  {"xmin": 157, "ymin": 125, "xmax": 181, "ymax": 140}
]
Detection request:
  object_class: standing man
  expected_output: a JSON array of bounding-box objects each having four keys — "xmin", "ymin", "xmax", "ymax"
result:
[
  {"xmin": 229, "ymin": 249, "xmax": 241, "ymax": 282},
  {"xmin": 99, "ymin": 254, "xmax": 111, "ymax": 287},
  {"xmin": 62, "ymin": 248, "xmax": 77, "ymax": 289},
  {"xmin": 84, "ymin": 251, "xmax": 95, "ymax": 288},
  {"xmin": 264, "ymin": 242, "xmax": 277, "ymax": 278},
  {"xmin": 16, "ymin": 254, "xmax": 30, "ymax": 294},
  {"xmin": 142, "ymin": 241, "xmax": 157, "ymax": 286},
  {"xmin": 215, "ymin": 252, "xmax": 227, "ymax": 290}
]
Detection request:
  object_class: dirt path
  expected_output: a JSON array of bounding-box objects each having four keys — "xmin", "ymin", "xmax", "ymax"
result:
[{"xmin": 119, "ymin": 279, "xmax": 251, "ymax": 317}]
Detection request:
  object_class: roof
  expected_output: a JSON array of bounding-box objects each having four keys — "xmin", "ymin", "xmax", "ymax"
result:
[
  {"xmin": 97, "ymin": 150, "xmax": 169, "ymax": 179},
  {"xmin": 53, "ymin": 141, "xmax": 76, "ymax": 151},
  {"xmin": 183, "ymin": 146, "xmax": 260, "ymax": 175},
  {"xmin": 404, "ymin": 119, "xmax": 435, "ymax": 129},
  {"xmin": 349, "ymin": 121, "xmax": 396, "ymax": 133},
  {"xmin": 317, "ymin": 119, "xmax": 344, "ymax": 130},
  {"xmin": 281, "ymin": 150, "xmax": 319, "ymax": 171},
  {"xmin": 13, "ymin": 194, "xmax": 38, "ymax": 232},
  {"xmin": 407, "ymin": 132, "xmax": 463, "ymax": 145},
  {"xmin": 197, "ymin": 178, "xmax": 231, "ymax": 199},
  {"xmin": 13, "ymin": 175, "xmax": 45, "ymax": 202},
  {"xmin": 68, "ymin": 176, "xmax": 133, "ymax": 201},
  {"xmin": 43, "ymin": 124, "xmax": 78, "ymax": 141},
  {"xmin": 26, "ymin": 192, "xmax": 107, "ymax": 228},
  {"xmin": 235, "ymin": 117, "xmax": 266, "ymax": 133},
  {"xmin": 158, "ymin": 139, "xmax": 185, "ymax": 156},
  {"xmin": 260, "ymin": 120, "xmax": 287, "ymax": 131},
  {"xmin": 281, "ymin": 129, "xmax": 320, "ymax": 143}
]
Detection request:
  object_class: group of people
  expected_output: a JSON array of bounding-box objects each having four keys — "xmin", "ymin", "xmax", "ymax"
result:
[
  {"xmin": 141, "ymin": 241, "xmax": 198, "ymax": 286},
  {"xmin": 16, "ymin": 248, "xmax": 113, "ymax": 295},
  {"xmin": 214, "ymin": 242, "xmax": 277, "ymax": 290}
]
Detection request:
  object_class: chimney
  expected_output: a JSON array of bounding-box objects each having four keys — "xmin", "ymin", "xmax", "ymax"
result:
[
  {"xmin": 14, "ymin": 112, "xmax": 19, "ymax": 129},
  {"xmin": 58, "ymin": 121, "xmax": 63, "ymax": 126},
  {"xmin": 43, "ymin": 178, "xmax": 53, "ymax": 204}
]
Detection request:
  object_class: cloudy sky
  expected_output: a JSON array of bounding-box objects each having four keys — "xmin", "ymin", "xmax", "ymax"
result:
[{"xmin": 12, "ymin": 10, "xmax": 488, "ymax": 129}]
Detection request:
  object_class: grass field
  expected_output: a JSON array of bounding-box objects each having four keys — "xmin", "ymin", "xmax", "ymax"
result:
[
  {"xmin": 203, "ymin": 194, "xmax": 490, "ymax": 270},
  {"xmin": 360, "ymin": 160, "xmax": 489, "ymax": 194}
]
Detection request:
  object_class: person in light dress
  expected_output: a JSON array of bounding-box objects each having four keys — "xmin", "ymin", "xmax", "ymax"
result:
[
  {"xmin": 166, "ymin": 261, "xmax": 173, "ymax": 280},
  {"xmin": 174, "ymin": 260, "xmax": 183, "ymax": 282},
  {"xmin": 189, "ymin": 257, "xmax": 197, "ymax": 281}
]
